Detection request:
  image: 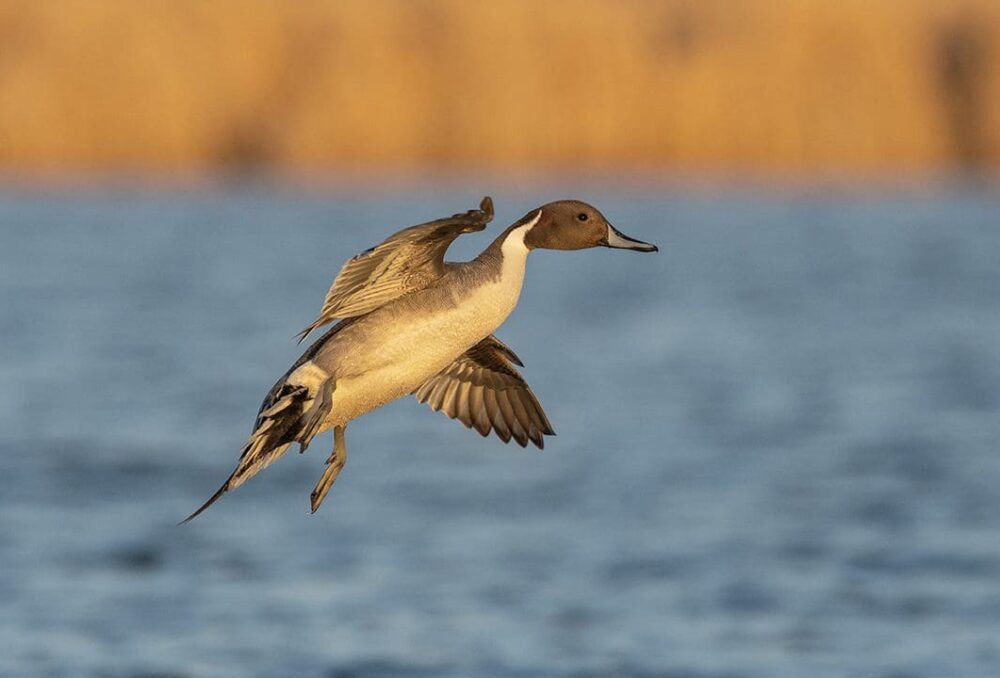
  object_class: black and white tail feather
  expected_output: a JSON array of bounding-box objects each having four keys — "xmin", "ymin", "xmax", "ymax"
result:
[
  {"xmin": 182, "ymin": 320, "xmax": 356, "ymax": 523},
  {"xmin": 180, "ymin": 375, "xmax": 334, "ymax": 524}
]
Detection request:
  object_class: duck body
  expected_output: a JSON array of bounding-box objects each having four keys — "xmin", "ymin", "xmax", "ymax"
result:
[
  {"xmin": 294, "ymin": 217, "xmax": 536, "ymax": 428},
  {"xmin": 183, "ymin": 197, "xmax": 656, "ymax": 522}
]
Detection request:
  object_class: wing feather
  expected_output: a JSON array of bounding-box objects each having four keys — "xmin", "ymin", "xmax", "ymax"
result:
[
  {"xmin": 413, "ymin": 335, "xmax": 554, "ymax": 449},
  {"xmin": 297, "ymin": 197, "xmax": 494, "ymax": 342},
  {"xmin": 469, "ymin": 387, "xmax": 491, "ymax": 436},
  {"xmin": 485, "ymin": 389, "xmax": 512, "ymax": 443}
]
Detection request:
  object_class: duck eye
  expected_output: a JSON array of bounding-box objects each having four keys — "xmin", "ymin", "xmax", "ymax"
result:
[{"xmin": 577, "ymin": 213, "xmax": 588, "ymax": 222}]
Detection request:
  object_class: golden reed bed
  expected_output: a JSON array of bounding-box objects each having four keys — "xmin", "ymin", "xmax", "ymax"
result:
[{"xmin": 0, "ymin": 0, "xmax": 997, "ymax": 174}]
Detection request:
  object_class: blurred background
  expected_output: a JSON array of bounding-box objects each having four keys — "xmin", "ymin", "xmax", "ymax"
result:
[
  {"xmin": 2, "ymin": 0, "xmax": 999, "ymax": 176},
  {"xmin": 2, "ymin": 2, "xmax": 1000, "ymax": 677}
]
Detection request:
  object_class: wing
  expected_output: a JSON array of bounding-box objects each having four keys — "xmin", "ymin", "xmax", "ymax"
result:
[
  {"xmin": 297, "ymin": 196, "xmax": 494, "ymax": 343},
  {"xmin": 414, "ymin": 335, "xmax": 555, "ymax": 448}
]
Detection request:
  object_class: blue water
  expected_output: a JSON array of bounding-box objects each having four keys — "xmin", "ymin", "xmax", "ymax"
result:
[{"xmin": 2, "ymin": 181, "xmax": 1000, "ymax": 677}]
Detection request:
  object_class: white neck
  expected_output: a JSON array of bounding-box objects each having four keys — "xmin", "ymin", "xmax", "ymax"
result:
[{"xmin": 488, "ymin": 209, "xmax": 540, "ymax": 319}]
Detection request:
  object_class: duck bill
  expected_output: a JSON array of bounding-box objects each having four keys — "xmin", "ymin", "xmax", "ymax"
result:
[{"xmin": 604, "ymin": 224, "xmax": 658, "ymax": 252}]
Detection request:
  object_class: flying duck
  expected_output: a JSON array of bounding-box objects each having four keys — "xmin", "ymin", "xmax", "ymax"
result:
[{"xmin": 183, "ymin": 197, "xmax": 657, "ymax": 521}]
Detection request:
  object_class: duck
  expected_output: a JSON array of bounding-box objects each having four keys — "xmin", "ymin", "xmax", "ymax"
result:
[{"xmin": 183, "ymin": 196, "xmax": 657, "ymax": 522}]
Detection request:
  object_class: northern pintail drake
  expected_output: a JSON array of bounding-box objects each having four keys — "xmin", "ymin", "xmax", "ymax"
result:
[{"xmin": 183, "ymin": 197, "xmax": 657, "ymax": 521}]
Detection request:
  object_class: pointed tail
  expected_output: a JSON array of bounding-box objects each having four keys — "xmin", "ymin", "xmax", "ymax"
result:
[
  {"xmin": 180, "ymin": 476, "xmax": 233, "ymax": 524},
  {"xmin": 295, "ymin": 323, "xmax": 318, "ymax": 345},
  {"xmin": 180, "ymin": 376, "xmax": 335, "ymax": 523}
]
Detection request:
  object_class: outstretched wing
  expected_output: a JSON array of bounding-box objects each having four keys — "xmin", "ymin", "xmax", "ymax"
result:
[
  {"xmin": 297, "ymin": 196, "xmax": 494, "ymax": 343},
  {"xmin": 414, "ymin": 335, "xmax": 555, "ymax": 448}
]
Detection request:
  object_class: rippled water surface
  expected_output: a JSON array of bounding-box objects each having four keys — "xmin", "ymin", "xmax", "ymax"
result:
[{"xmin": 2, "ymin": 182, "xmax": 1000, "ymax": 677}]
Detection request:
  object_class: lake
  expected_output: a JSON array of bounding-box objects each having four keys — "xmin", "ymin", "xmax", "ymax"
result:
[{"xmin": 2, "ymin": 179, "xmax": 999, "ymax": 677}]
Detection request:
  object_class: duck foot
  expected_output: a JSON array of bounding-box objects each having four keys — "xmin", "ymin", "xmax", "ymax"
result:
[{"xmin": 310, "ymin": 424, "xmax": 348, "ymax": 513}]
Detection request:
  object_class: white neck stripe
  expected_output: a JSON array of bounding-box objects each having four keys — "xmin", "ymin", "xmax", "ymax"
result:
[
  {"xmin": 500, "ymin": 211, "xmax": 540, "ymax": 265},
  {"xmin": 503, "ymin": 210, "xmax": 541, "ymax": 251}
]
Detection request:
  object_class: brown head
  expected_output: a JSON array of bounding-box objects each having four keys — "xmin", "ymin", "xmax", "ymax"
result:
[{"xmin": 519, "ymin": 200, "xmax": 657, "ymax": 253}]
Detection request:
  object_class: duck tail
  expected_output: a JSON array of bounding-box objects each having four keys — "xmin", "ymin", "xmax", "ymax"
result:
[
  {"xmin": 294, "ymin": 323, "xmax": 318, "ymax": 345},
  {"xmin": 180, "ymin": 375, "xmax": 336, "ymax": 523}
]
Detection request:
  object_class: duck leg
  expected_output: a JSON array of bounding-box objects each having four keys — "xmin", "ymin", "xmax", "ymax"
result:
[{"xmin": 310, "ymin": 424, "xmax": 348, "ymax": 514}]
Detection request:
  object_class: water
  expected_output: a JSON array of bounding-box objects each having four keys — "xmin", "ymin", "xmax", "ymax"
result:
[{"xmin": 2, "ymin": 181, "xmax": 1000, "ymax": 677}]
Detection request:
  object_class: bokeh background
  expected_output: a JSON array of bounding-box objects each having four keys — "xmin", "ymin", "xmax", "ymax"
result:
[
  {"xmin": 3, "ymin": 0, "xmax": 1000, "ymax": 175},
  {"xmin": 3, "ymin": 2, "xmax": 1000, "ymax": 677}
]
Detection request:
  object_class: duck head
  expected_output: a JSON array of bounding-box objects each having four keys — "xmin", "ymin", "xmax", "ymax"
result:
[{"xmin": 521, "ymin": 200, "xmax": 658, "ymax": 253}]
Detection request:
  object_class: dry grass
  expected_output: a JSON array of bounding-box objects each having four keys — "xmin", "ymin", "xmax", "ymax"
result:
[{"xmin": 0, "ymin": 0, "xmax": 997, "ymax": 174}]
